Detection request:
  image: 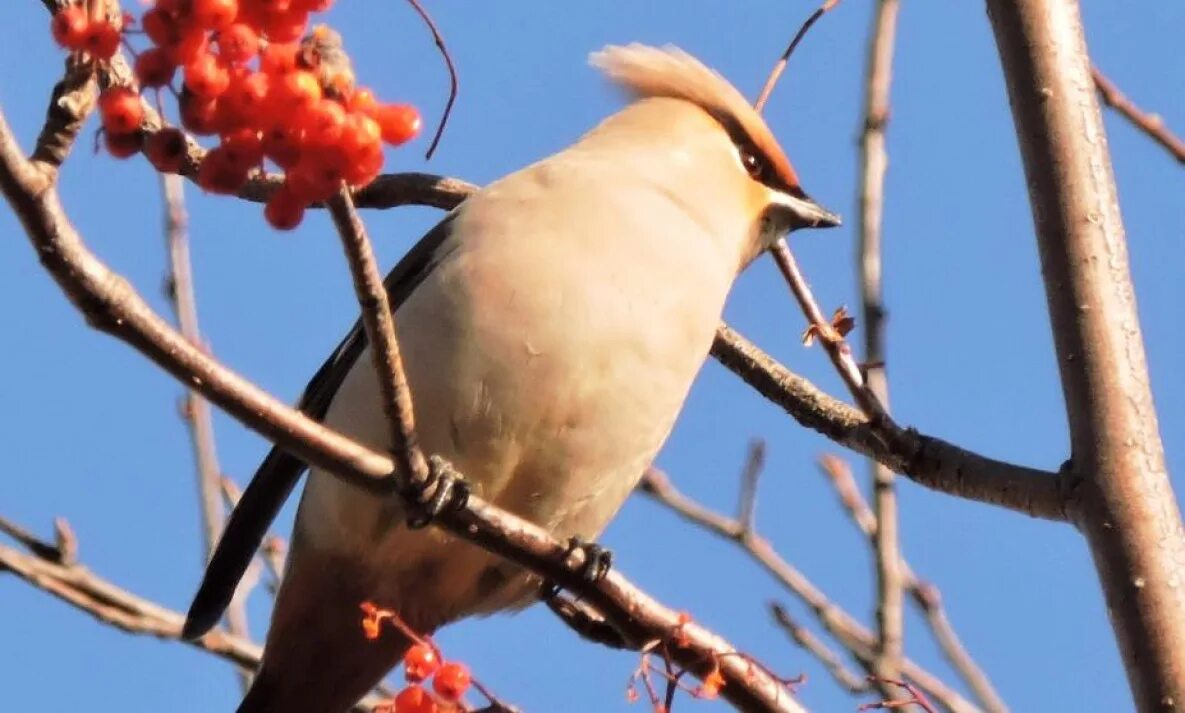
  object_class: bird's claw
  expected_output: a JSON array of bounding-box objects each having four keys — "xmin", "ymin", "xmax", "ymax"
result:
[
  {"xmin": 405, "ymin": 455, "xmax": 471, "ymax": 529},
  {"xmin": 567, "ymin": 536, "xmax": 613, "ymax": 583}
]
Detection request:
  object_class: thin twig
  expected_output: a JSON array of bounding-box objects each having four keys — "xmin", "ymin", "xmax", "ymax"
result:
[
  {"xmin": 1092, "ymin": 65, "xmax": 1185, "ymax": 164},
  {"xmin": 638, "ymin": 468, "xmax": 980, "ymax": 713},
  {"xmin": 819, "ymin": 456, "xmax": 1008, "ymax": 713},
  {"xmin": 771, "ymin": 606, "xmax": 868, "ymax": 693},
  {"xmin": 160, "ymin": 172, "xmax": 252, "ymax": 691},
  {"xmin": 404, "ymin": 0, "xmax": 458, "ymax": 160},
  {"xmin": 754, "ymin": 0, "xmax": 844, "ymax": 111},
  {"xmin": 855, "ymin": 0, "xmax": 903, "ymax": 690},
  {"xmin": 326, "ymin": 187, "xmax": 431, "ymax": 490},
  {"xmin": 736, "ymin": 439, "xmax": 766, "ymax": 535}
]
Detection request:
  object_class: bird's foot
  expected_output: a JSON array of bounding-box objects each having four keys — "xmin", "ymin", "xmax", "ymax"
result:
[
  {"xmin": 537, "ymin": 537, "xmax": 613, "ymax": 601},
  {"xmin": 541, "ymin": 588, "xmax": 632, "ymax": 649},
  {"xmin": 404, "ymin": 455, "xmax": 471, "ymax": 529}
]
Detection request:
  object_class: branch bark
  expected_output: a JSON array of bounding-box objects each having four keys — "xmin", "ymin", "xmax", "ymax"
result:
[
  {"xmin": 855, "ymin": 0, "xmax": 903, "ymax": 689},
  {"xmin": 985, "ymin": 1, "xmax": 1185, "ymax": 709}
]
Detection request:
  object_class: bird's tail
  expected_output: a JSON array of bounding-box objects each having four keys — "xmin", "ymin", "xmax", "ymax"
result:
[{"xmin": 236, "ymin": 544, "xmax": 419, "ymax": 713}]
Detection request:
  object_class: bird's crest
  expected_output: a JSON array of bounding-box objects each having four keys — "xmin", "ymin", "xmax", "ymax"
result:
[{"xmin": 590, "ymin": 43, "xmax": 801, "ymax": 192}]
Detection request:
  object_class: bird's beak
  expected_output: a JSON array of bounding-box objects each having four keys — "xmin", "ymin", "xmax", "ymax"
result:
[{"xmin": 772, "ymin": 189, "xmax": 843, "ymax": 230}]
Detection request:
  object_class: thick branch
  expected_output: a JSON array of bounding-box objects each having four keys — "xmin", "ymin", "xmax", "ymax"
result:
[
  {"xmin": 0, "ymin": 109, "xmax": 804, "ymax": 713},
  {"xmin": 985, "ymin": 1, "xmax": 1185, "ymax": 709}
]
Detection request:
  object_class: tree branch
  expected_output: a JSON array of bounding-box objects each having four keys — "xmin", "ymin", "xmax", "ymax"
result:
[
  {"xmin": 1092, "ymin": 65, "xmax": 1185, "ymax": 165},
  {"xmin": 855, "ymin": 0, "xmax": 903, "ymax": 689},
  {"xmin": 985, "ymin": 1, "xmax": 1185, "ymax": 709},
  {"xmin": 638, "ymin": 468, "xmax": 979, "ymax": 713}
]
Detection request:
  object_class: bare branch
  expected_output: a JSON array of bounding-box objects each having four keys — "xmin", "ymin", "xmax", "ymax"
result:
[
  {"xmin": 404, "ymin": 0, "xmax": 459, "ymax": 160},
  {"xmin": 0, "ymin": 109, "xmax": 805, "ymax": 713},
  {"xmin": 0, "ymin": 519, "xmax": 383, "ymax": 713},
  {"xmin": 855, "ymin": 0, "xmax": 904, "ymax": 689},
  {"xmin": 1092, "ymin": 65, "xmax": 1185, "ymax": 165},
  {"xmin": 736, "ymin": 439, "xmax": 766, "ymax": 535},
  {"xmin": 770, "ymin": 605, "xmax": 868, "ymax": 694},
  {"xmin": 326, "ymin": 187, "xmax": 430, "ymax": 489},
  {"xmin": 819, "ymin": 457, "xmax": 1008, "ymax": 713},
  {"xmin": 985, "ymin": 1, "xmax": 1185, "ymax": 708},
  {"xmin": 638, "ymin": 468, "xmax": 979, "ymax": 713}
]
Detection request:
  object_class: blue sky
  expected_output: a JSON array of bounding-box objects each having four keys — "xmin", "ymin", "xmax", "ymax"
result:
[{"xmin": 2, "ymin": 1, "xmax": 1183, "ymax": 712}]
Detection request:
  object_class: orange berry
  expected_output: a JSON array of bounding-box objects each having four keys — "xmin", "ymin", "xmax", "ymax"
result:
[
  {"xmin": 403, "ymin": 644, "xmax": 440, "ymax": 684},
  {"xmin": 342, "ymin": 143, "xmax": 383, "ymax": 187},
  {"xmin": 145, "ymin": 128, "xmax": 187, "ymax": 173},
  {"xmin": 219, "ymin": 127, "xmax": 264, "ymax": 169},
  {"xmin": 272, "ymin": 69, "xmax": 321, "ymax": 112},
  {"xmin": 293, "ymin": 0, "xmax": 334, "ymax": 10},
  {"xmin": 84, "ymin": 20, "xmax": 122, "ymax": 60},
  {"xmin": 180, "ymin": 92, "xmax": 222, "ymax": 135},
  {"xmin": 197, "ymin": 145, "xmax": 249, "ymax": 194},
  {"xmin": 192, "ymin": 0, "xmax": 239, "ymax": 30},
  {"xmin": 261, "ymin": 123, "xmax": 303, "ymax": 169},
  {"xmin": 98, "ymin": 87, "xmax": 144, "ymax": 134},
  {"xmin": 376, "ymin": 104, "xmax": 421, "ymax": 147},
  {"xmin": 298, "ymin": 98, "xmax": 346, "ymax": 146},
  {"xmin": 219, "ymin": 69, "xmax": 271, "ymax": 129},
  {"xmin": 104, "ymin": 131, "xmax": 142, "ymax": 159},
  {"xmin": 215, "ymin": 22, "xmax": 259, "ymax": 65},
  {"xmin": 260, "ymin": 46, "xmax": 299, "ymax": 77},
  {"xmin": 134, "ymin": 47, "xmax": 176, "ymax": 88},
  {"xmin": 431, "ymin": 662, "xmax": 471, "ymax": 702},
  {"xmin": 347, "ymin": 87, "xmax": 378, "ymax": 117},
  {"xmin": 393, "ymin": 685, "xmax": 438, "ymax": 713},
  {"xmin": 141, "ymin": 7, "xmax": 176, "ymax": 46},
  {"xmin": 340, "ymin": 112, "xmax": 380, "ymax": 158},
  {"xmin": 264, "ymin": 184, "xmax": 306, "ymax": 230},
  {"xmin": 164, "ymin": 27, "xmax": 208, "ymax": 65},
  {"xmin": 185, "ymin": 52, "xmax": 231, "ymax": 98},
  {"xmin": 258, "ymin": 9, "xmax": 309, "ymax": 43},
  {"xmin": 51, "ymin": 6, "xmax": 91, "ymax": 51}
]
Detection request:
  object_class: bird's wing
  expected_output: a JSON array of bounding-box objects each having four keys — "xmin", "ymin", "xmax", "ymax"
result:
[{"xmin": 182, "ymin": 211, "xmax": 462, "ymax": 640}]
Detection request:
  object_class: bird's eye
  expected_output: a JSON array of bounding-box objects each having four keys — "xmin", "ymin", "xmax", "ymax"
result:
[{"xmin": 741, "ymin": 149, "xmax": 765, "ymax": 180}]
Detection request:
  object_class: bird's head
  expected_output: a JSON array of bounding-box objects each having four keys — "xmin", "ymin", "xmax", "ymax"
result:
[{"xmin": 588, "ymin": 44, "xmax": 840, "ymax": 268}]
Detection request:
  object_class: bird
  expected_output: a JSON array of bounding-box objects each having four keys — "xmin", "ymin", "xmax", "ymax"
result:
[{"xmin": 183, "ymin": 43, "xmax": 841, "ymax": 713}]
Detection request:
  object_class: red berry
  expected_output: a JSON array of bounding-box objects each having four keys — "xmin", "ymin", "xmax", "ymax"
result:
[
  {"xmin": 340, "ymin": 112, "xmax": 381, "ymax": 159},
  {"xmin": 261, "ymin": 122, "xmax": 303, "ymax": 169},
  {"xmin": 141, "ymin": 8, "xmax": 176, "ymax": 46},
  {"xmin": 192, "ymin": 0, "xmax": 239, "ymax": 30},
  {"xmin": 431, "ymin": 662, "xmax": 470, "ymax": 702},
  {"xmin": 145, "ymin": 128, "xmax": 187, "ymax": 173},
  {"xmin": 104, "ymin": 131, "xmax": 142, "ymax": 159},
  {"xmin": 272, "ymin": 69, "xmax": 321, "ymax": 113},
  {"xmin": 259, "ymin": 42, "xmax": 298, "ymax": 75},
  {"xmin": 215, "ymin": 23, "xmax": 259, "ymax": 65},
  {"xmin": 298, "ymin": 98, "xmax": 346, "ymax": 146},
  {"xmin": 264, "ymin": 184, "xmax": 306, "ymax": 230},
  {"xmin": 258, "ymin": 9, "xmax": 309, "ymax": 43},
  {"xmin": 219, "ymin": 127, "xmax": 264, "ymax": 169},
  {"xmin": 51, "ymin": 6, "xmax": 91, "ymax": 51},
  {"xmin": 402, "ymin": 644, "xmax": 440, "ymax": 684},
  {"xmin": 180, "ymin": 92, "xmax": 223, "ymax": 135},
  {"xmin": 287, "ymin": 147, "xmax": 342, "ymax": 201},
  {"xmin": 84, "ymin": 20, "xmax": 122, "ymax": 60},
  {"xmin": 197, "ymin": 145, "xmax": 249, "ymax": 194},
  {"xmin": 163, "ymin": 27, "xmax": 208, "ymax": 65},
  {"xmin": 342, "ymin": 143, "xmax": 382, "ymax": 187},
  {"xmin": 347, "ymin": 87, "xmax": 379, "ymax": 117},
  {"xmin": 185, "ymin": 52, "xmax": 231, "ymax": 98},
  {"xmin": 219, "ymin": 69, "xmax": 271, "ymax": 129},
  {"xmin": 292, "ymin": 0, "xmax": 334, "ymax": 10},
  {"xmin": 376, "ymin": 104, "xmax": 421, "ymax": 147},
  {"xmin": 134, "ymin": 47, "xmax": 177, "ymax": 88},
  {"xmin": 98, "ymin": 87, "xmax": 144, "ymax": 134},
  {"xmin": 393, "ymin": 685, "xmax": 438, "ymax": 713}
]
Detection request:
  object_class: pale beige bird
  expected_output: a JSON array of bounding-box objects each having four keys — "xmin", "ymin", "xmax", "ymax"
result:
[{"xmin": 183, "ymin": 43, "xmax": 840, "ymax": 713}]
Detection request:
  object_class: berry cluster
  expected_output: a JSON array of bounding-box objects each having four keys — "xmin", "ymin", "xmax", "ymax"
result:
[
  {"xmin": 51, "ymin": 0, "xmax": 422, "ymax": 231},
  {"xmin": 362, "ymin": 603, "xmax": 474, "ymax": 713}
]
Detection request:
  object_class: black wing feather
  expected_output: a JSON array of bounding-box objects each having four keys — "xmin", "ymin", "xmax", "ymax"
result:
[{"xmin": 182, "ymin": 211, "xmax": 461, "ymax": 640}]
